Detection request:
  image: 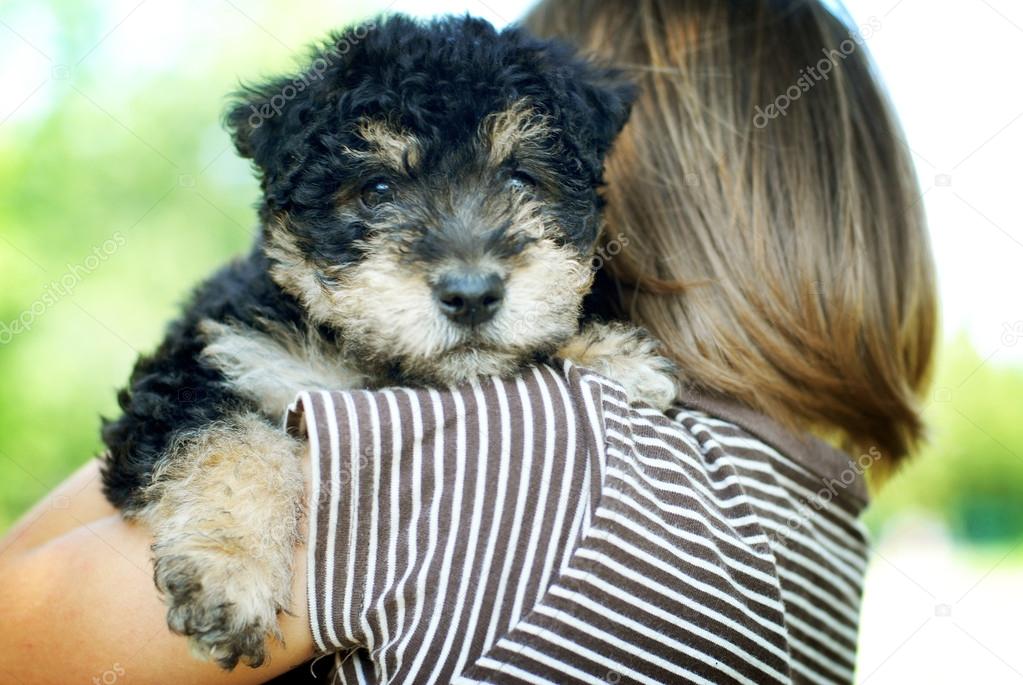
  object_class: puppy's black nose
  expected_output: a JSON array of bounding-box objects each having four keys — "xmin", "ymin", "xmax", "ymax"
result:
[{"xmin": 434, "ymin": 271, "xmax": 505, "ymax": 326}]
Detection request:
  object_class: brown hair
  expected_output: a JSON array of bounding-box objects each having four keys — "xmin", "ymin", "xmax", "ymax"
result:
[{"xmin": 524, "ymin": 0, "xmax": 938, "ymax": 483}]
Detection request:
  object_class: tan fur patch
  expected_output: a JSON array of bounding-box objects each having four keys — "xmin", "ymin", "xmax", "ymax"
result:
[
  {"xmin": 263, "ymin": 206, "xmax": 592, "ymax": 385},
  {"xmin": 342, "ymin": 119, "xmax": 422, "ymax": 171},
  {"xmin": 140, "ymin": 413, "xmax": 305, "ymax": 667},
  {"xmin": 199, "ymin": 319, "xmax": 365, "ymax": 418},
  {"xmin": 481, "ymin": 99, "xmax": 554, "ymax": 166},
  {"xmin": 479, "ymin": 238, "xmax": 591, "ymax": 354},
  {"xmin": 331, "ymin": 237, "xmax": 463, "ymax": 363},
  {"xmin": 558, "ymin": 322, "xmax": 679, "ymax": 410},
  {"xmin": 263, "ymin": 217, "xmax": 342, "ymax": 327},
  {"xmin": 331, "ymin": 234, "xmax": 592, "ymax": 384}
]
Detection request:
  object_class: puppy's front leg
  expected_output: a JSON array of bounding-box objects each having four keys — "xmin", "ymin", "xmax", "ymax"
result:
[
  {"xmin": 558, "ymin": 321, "xmax": 679, "ymax": 411},
  {"xmin": 139, "ymin": 413, "xmax": 305, "ymax": 669}
]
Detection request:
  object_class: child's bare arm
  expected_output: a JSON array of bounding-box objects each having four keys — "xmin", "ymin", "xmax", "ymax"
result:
[{"xmin": 0, "ymin": 459, "xmax": 316, "ymax": 685}]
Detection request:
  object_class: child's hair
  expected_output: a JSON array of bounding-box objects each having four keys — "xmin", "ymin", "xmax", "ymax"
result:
[{"xmin": 524, "ymin": 0, "xmax": 938, "ymax": 483}]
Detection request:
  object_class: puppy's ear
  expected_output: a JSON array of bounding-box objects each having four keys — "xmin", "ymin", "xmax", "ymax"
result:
[
  {"xmin": 223, "ymin": 75, "xmax": 315, "ymax": 185},
  {"xmin": 224, "ymin": 87, "xmax": 272, "ymax": 165},
  {"xmin": 222, "ymin": 25, "xmax": 362, "ymax": 198},
  {"xmin": 528, "ymin": 34, "xmax": 638, "ymax": 165},
  {"xmin": 572, "ymin": 64, "xmax": 638, "ymax": 161}
]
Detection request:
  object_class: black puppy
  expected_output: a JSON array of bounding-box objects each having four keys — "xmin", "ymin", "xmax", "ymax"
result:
[{"xmin": 101, "ymin": 14, "xmax": 676, "ymax": 669}]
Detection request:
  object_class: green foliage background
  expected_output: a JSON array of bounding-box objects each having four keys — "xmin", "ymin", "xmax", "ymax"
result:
[
  {"xmin": 2, "ymin": 0, "xmax": 1022, "ymax": 552},
  {"xmin": 0, "ymin": 0, "xmax": 377, "ymax": 528}
]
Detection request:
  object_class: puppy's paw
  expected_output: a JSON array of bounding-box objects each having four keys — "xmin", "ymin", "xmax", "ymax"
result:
[
  {"xmin": 140, "ymin": 413, "xmax": 305, "ymax": 669},
  {"xmin": 559, "ymin": 322, "xmax": 678, "ymax": 411},
  {"xmin": 156, "ymin": 551, "xmax": 282, "ymax": 669}
]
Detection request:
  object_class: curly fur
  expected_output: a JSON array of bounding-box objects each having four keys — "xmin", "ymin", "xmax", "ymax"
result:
[
  {"xmin": 140, "ymin": 413, "xmax": 305, "ymax": 668},
  {"xmin": 99, "ymin": 14, "xmax": 674, "ymax": 669}
]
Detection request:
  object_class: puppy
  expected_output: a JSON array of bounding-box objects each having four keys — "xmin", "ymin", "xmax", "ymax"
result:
[{"xmin": 101, "ymin": 14, "xmax": 677, "ymax": 669}]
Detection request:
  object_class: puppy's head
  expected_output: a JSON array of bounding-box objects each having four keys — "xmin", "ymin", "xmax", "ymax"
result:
[{"xmin": 226, "ymin": 15, "xmax": 634, "ymax": 384}]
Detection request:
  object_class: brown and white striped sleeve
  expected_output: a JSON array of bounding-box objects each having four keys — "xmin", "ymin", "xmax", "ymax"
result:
[{"xmin": 285, "ymin": 361, "xmax": 870, "ymax": 684}]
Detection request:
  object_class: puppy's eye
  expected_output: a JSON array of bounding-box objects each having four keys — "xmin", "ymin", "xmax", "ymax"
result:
[
  {"xmin": 361, "ymin": 180, "xmax": 395, "ymax": 208},
  {"xmin": 506, "ymin": 170, "xmax": 537, "ymax": 193}
]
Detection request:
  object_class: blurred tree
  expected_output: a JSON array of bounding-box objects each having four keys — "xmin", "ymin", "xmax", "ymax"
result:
[
  {"xmin": 866, "ymin": 336, "xmax": 1023, "ymax": 545},
  {"xmin": 0, "ymin": 0, "xmax": 376, "ymax": 528}
]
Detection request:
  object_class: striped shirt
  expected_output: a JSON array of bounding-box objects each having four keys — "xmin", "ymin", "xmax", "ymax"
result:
[{"xmin": 283, "ymin": 361, "xmax": 870, "ymax": 684}]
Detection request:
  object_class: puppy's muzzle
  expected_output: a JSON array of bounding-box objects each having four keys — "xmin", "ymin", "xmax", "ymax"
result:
[{"xmin": 433, "ymin": 269, "xmax": 505, "ymax": 327}]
